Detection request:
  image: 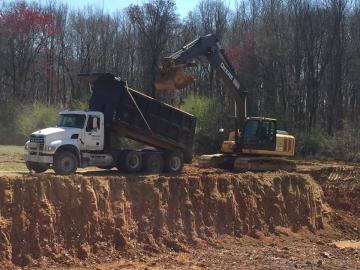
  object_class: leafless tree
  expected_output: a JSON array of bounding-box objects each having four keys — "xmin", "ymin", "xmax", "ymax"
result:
[{"xmin": 127, "ymin": 0, "xmax": 178, "ymax": 97}]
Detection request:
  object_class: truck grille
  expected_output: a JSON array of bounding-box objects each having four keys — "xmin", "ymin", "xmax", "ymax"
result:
[{"xmin": 30, "ymin": 135, "xmax": 45, "ymax": 150}]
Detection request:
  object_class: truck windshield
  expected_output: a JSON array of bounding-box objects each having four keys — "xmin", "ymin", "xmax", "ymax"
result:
[{"xmin": 57, "ymin": 114, "xmax": 86, "ymax": 128}]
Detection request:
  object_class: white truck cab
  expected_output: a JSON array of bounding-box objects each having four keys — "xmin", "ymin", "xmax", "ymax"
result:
[{"xmin": 24, "ymin": 110, "xmax": 112, "ymax": 175}]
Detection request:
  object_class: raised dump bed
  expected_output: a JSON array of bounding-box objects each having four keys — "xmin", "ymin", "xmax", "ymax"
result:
[
  {"xmin": 115, "ymin": 86, "xmax": 195, "ymax": 159},
  {"xmin": 85, "ymin": 73, "xmax": 196, "ymax": 172}
]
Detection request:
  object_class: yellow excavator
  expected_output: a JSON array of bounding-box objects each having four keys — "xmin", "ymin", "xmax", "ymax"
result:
[{"xmin": 155, "ymin": 34, "xmax": 296, "ymax": 171}]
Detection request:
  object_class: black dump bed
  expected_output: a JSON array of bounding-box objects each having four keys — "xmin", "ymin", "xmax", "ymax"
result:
[{"xmin": 83, "ymin": 73, "xmax": 196, "ymax": 162}]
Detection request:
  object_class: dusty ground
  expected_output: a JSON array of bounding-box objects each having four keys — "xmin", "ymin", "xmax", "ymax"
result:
[
  {"xmin": 18, "ymin": 232, "xmax": 359, "ymax": 270},
  {"xmin": 0, "ymin": 151, "xmax": 359, "ymax": 270}
]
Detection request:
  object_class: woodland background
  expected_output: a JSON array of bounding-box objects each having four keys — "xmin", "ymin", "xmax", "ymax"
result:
[{"xmin": 0, "ymin": 0, "xmax": 359, "ymax": 160}]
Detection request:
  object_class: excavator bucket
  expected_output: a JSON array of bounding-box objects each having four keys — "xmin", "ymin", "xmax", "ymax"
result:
[{"xmin": 154, "ymin": 62, "xmax": 195, "ymax": 90}]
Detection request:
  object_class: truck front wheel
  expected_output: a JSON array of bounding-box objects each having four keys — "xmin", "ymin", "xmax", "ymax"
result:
[
  {"xmin": 26, "ymin": 162, "xmax": 49, "ymax": 173},
  {"xmin": 53, "ymin": 151, "xmax": 78, "ymax": 175}
]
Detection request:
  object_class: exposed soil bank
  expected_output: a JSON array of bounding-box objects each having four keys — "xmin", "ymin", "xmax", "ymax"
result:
[
  {"xmin": 310, "ymin": 166, "xmax": 360, "ymax": 217},
  {"xmin": 0, "ymin": 172, "xmax": 329, "ymax": 267}
]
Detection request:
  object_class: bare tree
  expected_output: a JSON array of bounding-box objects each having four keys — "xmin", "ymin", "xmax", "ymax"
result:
[
  {"xmin": 127, "ymin": 0, "xmax": 178, "ymax": 97},
  {"xmin": 0, "ymin": 1, "xmax": 58, "ymax": 102}
]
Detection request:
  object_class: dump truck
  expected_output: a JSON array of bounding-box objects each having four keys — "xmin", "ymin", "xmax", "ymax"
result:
[{"xmin": 24, "ymin": 73, "xmax": 196, "ymax": 175}]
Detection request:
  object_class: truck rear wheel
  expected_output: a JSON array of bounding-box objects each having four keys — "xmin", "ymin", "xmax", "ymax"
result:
[
  {"xmin": 122, "ymin": 151, "xmax": 142, "ymax": 173},
  {"xmin": 54, "ymin": 151, "xmax": 78, "ymax": 175},
  {"xmin": 165, "ymin": 152, "xmax": 183, "ymax": 173},
  {"xmin": 26, "ymin": 162, "xmax": 49, "ymax": 173},
  {"xmin": 144, "ymin": 152, "xmax": 164, "ymax": 173}
]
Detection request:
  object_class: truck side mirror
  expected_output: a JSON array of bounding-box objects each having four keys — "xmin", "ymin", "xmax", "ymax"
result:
[{"xmin": 93, "ymin": 117, "xmax": 98, "ymax": 130}]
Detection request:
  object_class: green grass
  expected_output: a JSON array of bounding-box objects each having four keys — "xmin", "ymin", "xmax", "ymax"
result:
[
  {"xmin": 0, "ymin": 162, "xmax": 27, "ymax": 172},
  {"xmin": 0, "ymin": 145, "xmax": 24, "ymax": 155},
  {"xmin": 0, "ymin": 145, "xmax": 26, "ymax": 172}
]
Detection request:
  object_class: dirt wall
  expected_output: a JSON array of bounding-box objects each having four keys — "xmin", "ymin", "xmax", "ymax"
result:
[
  {"xmin": 0, "ymin": 172, "xmax": 329, "ymax": 267},
  {"xmin": 312, "ymin": 166, "xmax": 360, "ymax": 216}
]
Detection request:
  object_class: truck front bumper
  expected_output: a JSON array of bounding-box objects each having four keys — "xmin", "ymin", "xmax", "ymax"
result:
[{"xmin": 24, "ymin": 152, "xmax": 53, "ymax": 164}]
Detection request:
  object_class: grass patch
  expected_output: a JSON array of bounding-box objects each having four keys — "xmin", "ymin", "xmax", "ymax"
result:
[
  {"xmin": 0, "ymin": 162, "xmax": 27, "ymax": 172},
  {"xmin": 0, "ymin": 145, "xmax": 26, "ymax": 171},
  {"xmin": 0, "ymin": 145, "xmax": 24, "ymax": 155}
]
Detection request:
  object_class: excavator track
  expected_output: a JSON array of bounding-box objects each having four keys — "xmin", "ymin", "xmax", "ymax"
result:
[
  {"xmin": 198, "ymin": 154, "xmax": 236, "ymax": 169},
  {"xmin": 234, "ymin": 156, "xmax": 296, "ymax": 172},
  {"xmin": 199, "ymin": 154, "xmax": 296, "ymax": 172}
]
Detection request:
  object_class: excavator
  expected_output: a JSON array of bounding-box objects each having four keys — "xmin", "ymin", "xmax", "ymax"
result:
[{"xmin": 154, "ymin": 34, "xmax": 296, "ymax": 171}]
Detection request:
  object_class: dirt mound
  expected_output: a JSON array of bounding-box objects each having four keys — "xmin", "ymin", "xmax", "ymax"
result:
[{"xmin": 0, "ymin": 172, "xmax": 329, "ymax": 267}]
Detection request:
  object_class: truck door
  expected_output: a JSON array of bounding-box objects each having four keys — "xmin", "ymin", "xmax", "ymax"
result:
[{"xmin": 84, "ymin": 115, "xmax": 103, "ymax": 151}]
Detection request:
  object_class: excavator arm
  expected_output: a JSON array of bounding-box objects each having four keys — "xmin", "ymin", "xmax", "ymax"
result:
[{"xmin": 155, "ymin": 34, "xmax": 247, "ymax": 124}]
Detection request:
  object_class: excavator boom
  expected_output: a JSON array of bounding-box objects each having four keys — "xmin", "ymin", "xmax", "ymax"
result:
[{"xmin": 155, "ymin": 34, "xmax": 247, "ymax": 124}]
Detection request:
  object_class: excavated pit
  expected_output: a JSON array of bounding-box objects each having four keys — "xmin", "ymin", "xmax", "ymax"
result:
[
  {"xmin": 0, "ymin": 172, "xmax": 330, "ymax": 267},
  {"xmin": 311, "ymin": 166, "xmax": 360, "ymax": 217}
]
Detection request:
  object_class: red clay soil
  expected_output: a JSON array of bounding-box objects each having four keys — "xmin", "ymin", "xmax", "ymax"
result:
[
  {"xmin": 312, "ymin": 166, "xmax": 360, "ymax": 217},
  {"xmin": 0, "ymin": 170, "xmax": 330, "ymax": 268}
]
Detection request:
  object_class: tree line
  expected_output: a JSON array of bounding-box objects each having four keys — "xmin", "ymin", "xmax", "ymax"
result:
[{"xmin": 0, "ymin": 0, "xmax": 359, "ymax": 159}]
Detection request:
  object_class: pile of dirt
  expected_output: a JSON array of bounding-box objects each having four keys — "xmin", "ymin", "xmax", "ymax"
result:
[{"xmin": 0, "ymin": 172, "xmax": 330, "ymax": 268}]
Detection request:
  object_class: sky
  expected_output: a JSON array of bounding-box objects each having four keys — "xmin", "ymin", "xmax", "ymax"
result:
[{"xmin": 36, "ymin": 0, "xmax": 237, "ymax": 18}]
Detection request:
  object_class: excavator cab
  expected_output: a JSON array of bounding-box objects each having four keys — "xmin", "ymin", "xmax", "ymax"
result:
[
  {"xmin": 217, "ymin": 117, "xmax": 295, "ymax": 171},
  {"xmin": 221, "ymin": 118, "xmax": 277, "ymax": 154},
  {"xmin": 241, "ymin": 118, "xmax": 277, "ymax": 151}
]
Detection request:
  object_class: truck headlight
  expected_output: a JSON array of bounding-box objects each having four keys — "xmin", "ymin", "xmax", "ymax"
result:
[
  {"xmin": 47, "ymin": 146, "xmax": 57, "ymax": 152},
  {"xmin": 24, "ymin": 141, "xmax": 30, "ymax": 150}
]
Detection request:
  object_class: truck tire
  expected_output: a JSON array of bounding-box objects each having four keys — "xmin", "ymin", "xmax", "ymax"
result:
[
  {"xmin": 53, "ymin": 151, "xmax": 78, "ymax": 175},
  {"xmin": 26, "ymin": 162, "xmax": 49, "ymax": 173},
  {"xmin": 144, "ymin": 152, "xmax": 164, "ymax": 173},
  {"xmin": 165, "ymin": 152, "xmax": 183, "ymax": 173},
  {"xmin": 123, "ymin": 151, "xmax": 142, "ymax": 173}
]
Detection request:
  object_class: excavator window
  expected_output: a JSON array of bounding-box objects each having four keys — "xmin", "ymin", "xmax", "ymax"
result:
[
  {"xmin": 242, "ymin": 119, "xmax": 277, "ymax": 150},
  {"xmin": 260, "ymin": 121, "xmax": 276, "ymax": 141},
  {"xmin": 243, "ymin": 120, "xmax": 259, "ymax": 146}
]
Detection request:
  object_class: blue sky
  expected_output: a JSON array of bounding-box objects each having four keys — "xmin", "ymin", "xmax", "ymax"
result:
[{"xmin": 37, "ymin": 0, "xmax": 236, "ymax": 17}]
